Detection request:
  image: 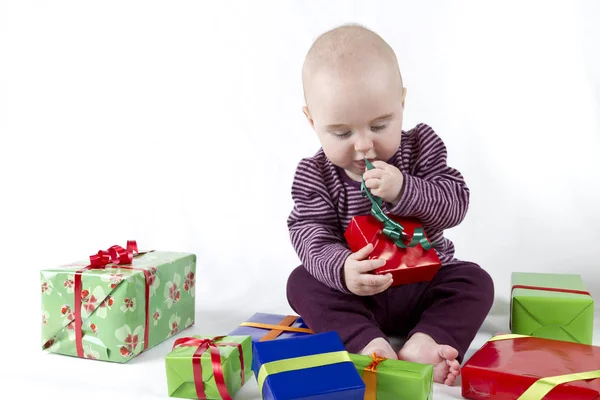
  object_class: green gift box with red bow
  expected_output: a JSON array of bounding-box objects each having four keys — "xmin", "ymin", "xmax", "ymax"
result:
[
  {"xmin": 40, "ymin": 240, "xmax": 196, "ymax": 362},
  {"xmin": 165, "ymin": 335, "xmax": 253, "ymax": 399}
]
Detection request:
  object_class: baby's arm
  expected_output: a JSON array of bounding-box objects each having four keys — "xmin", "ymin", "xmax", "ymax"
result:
[
  {"xmin": 388, "ymin": 123, "xmax": 470, "ymax": 230},
  {"xmin": 287, "ymin": 159, "xmax": 352, "ymax": 293}
]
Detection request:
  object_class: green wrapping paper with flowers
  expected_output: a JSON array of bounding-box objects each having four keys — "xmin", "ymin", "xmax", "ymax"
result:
[
  {"xmin": 349, "ymin": 353, "xmax": 433, "ymax": 400},
  {"xmin": 40, "ymin": 240, "xmax": 196, "ymax": 362},
  {"xmin": 165, "ymin": 335, "xmax": 252, "ymax": 399}
]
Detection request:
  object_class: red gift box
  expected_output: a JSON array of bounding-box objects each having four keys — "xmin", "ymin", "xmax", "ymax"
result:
[
  {"xmin": 462, "ymin": 335, "xmax": 600, "ymax": 400},
  {"xmin": 343, "ymin": 214, "xmax": 441, "ymax": 286}
]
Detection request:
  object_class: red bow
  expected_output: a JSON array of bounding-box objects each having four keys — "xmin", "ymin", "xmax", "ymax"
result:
[
  {"xmin": 172, "ymin": 336, "xmax": 246, "ymax": 400},
  {"xmin": 89, "ymin": 240, "xmax": 139, "ymax": 267},
  {"xmin": 74, "ymin": 240, "xmax": 152, "ymax": 358}
]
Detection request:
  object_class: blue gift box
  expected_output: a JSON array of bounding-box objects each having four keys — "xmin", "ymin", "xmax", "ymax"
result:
[
  {"xmin": 228, "ymin": 312, "xmax": 313, "ymax": 374},
  {"xmin": 253, "ymin": 331, "xmax": 366, "ymax": 400}
]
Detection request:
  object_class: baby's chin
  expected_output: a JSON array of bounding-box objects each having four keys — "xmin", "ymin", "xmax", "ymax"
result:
[{"xmin": 342, "ymin": 167, "xmax": 364, "ymax": 182}]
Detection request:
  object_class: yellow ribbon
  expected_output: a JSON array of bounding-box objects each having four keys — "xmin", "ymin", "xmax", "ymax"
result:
[
  {"xmin": 363, "ymin": 353, "xmax": 387, "ymax": 400},
  {"xmin": 486, "ymin": 334, "xmax": 600, "ymax": 400},
  {"xmin": 488, "ymin": 333, "xmax": 529, "ymax": 341},
  {"xmin": 257, "ymin": 350, "xmax": 351, "ymax": 395},
  {"xmin": 517, "ymin": 371, "xmax": 600, "ymax": 400}
]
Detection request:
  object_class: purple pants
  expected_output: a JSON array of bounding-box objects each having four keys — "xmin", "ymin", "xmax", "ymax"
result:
[{"xmin": 286, "ymin": 261, "xmax": 494, "ymax": 363}]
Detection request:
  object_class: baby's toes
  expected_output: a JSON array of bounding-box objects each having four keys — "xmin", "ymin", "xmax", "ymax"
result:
[
  {"xmin": 448, "ymin": 359, "xmax": 461, "ymax": 375},
  {"xmin": 433, "ymin": 362, "xmax": 450, "ymax": 383},
  {"xmin": 444, "ymin": 373, "xmax": 457, "ymax": 386}
]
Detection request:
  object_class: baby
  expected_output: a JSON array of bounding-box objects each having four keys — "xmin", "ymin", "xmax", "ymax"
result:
[{"xmin": 286, "ymin": 24, "xmax": 494, "ymax": 386}]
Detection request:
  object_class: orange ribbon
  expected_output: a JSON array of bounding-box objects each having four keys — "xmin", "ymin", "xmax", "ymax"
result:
[
  {"xmin": 363, "ymin": 353, "xmax": 387, "ymax": 400},
  {"xmin": 239, "ymin": 315, "xmax": 314, "ymax": 341}
]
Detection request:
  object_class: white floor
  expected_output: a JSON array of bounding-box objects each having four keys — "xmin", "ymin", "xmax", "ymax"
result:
[{"xmin": 10, "ymin": 301, "xmax": 600, "ymax": 400}]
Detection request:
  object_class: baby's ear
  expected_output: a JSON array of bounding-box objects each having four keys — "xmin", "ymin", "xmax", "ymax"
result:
[
  {"xmin": 302, "ymin": 106, "xmax": 315, "ymax": 128},
  {"xmin": 401, "ymin": 87, "xmax": 407, "ymax": 108}
]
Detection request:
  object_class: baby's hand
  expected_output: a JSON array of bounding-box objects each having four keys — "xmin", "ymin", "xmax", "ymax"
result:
[
  {"xmin": 343, "ymin": 243, "xmax": 393, "ymax": 296},
  {"xmin": 363, "ymin": 161, "xmax": 404, "ymax": 205}
]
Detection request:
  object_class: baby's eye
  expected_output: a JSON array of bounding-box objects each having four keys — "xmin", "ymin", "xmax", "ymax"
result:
[
  {"xmin": 334, "ymin": 131, "xmax": 352, "ymax": 138},
  {"xmin": 371, "ymin": 125, "xmax": 387, "ymax": 132}
]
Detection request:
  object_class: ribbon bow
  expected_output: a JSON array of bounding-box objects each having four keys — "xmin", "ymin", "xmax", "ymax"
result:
[
  {"xmin": 73, "ymin": 240, "xmax": 153, "ymax": 359},
  {"xmin": 360, "ymin": 158, "xmax": 433, "ymax": 250},
  {"xmin": 173, "ymin": 336, "xmax": 245, "ymax": 400},
  {"xmin": 89, "ymin": 240, "xmax": 138, "ymax": 267},
  {"xmin": 363, "ymin": 353, "xmax": 387, "ymax": 400},
  {"xmin": 365, "ymin": 353, "xmax": 387, "ymax": 372}
]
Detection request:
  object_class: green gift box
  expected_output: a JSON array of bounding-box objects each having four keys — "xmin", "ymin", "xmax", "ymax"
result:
[
  {"xmin": 349, "ymin": 353, "xmax": 433, "ymax": 400},
  {"xmin": 40, "ymin": 241, "xmax": 197, "ymax": 362},
  {"xmin": 510, "ymin": 272, "xmax": 594, "ymax": 344},
  {"xmin": 165, "ymin": 335, "xmax": 252, "ymax": 399}
]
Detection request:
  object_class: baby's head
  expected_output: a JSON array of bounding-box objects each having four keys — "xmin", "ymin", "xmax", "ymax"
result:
[{"xmin": 302, "ymin": 24, "xmax": 406, "ymax": 181}]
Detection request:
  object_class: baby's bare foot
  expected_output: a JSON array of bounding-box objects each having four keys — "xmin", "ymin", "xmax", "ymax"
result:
[
  {"xmin": 359, "ymin": 337, "xmax": 398, "ymax": 360},
  {"xmin": 397, "ymin": 332, "xmax": 460, "ymax": 386}
]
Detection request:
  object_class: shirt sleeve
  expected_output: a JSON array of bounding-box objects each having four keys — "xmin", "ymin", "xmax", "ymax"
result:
[
  {"xmin": 388, "ymin": 123, "xmax": 470, "ymax": 231},
  {"xmin": 287, "ymin": 158, "xmax": 352, "ymax": 293}
]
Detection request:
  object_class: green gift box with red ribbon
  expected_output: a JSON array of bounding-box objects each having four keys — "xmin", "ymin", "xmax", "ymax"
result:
[
  {"xmin": 510, "ymin": 272, "xmax": 594, "ymax": 345},
  {"xmin": 40, "ymin": 240, "xmax": 197, "ymax": 362},
  {"xmin": 165, "ymin": 335, "xmax": 252, "ymax": 399}
]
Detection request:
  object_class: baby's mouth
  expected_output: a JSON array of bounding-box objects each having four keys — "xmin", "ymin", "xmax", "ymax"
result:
[
  {"xmin": 353, "ymin": 160, "xmax": 365, "ymax": 168},
  {"xmin": 353, "ymin": 158, "xmax": 376, "ymax": 170}
]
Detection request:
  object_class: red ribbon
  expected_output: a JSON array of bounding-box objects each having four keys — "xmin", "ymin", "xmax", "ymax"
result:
[
  {"xmin": 74, "ymin": 240, "xmax": 152, "ymax": 358},
  {"xmin": 511, "ymin": 284, "xmax": 591, "ymax": 296},
  {"xmin": 172, "ymin": 336, "xmax": 246, "ymax": 400},
  {"xmin": 509, "ymin": 284, "xmax": 592, "ymax": 329}
]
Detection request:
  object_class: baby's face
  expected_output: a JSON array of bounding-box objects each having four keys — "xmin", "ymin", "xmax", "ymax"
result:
[{"xmin": 305, "ymin": 67, "xmax": 405, "ymax": 182}]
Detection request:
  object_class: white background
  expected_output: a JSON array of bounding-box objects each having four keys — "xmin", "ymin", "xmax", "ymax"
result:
[{"xmin": 1, "ymin": 1, "xmax": 599, "ymax": 399}]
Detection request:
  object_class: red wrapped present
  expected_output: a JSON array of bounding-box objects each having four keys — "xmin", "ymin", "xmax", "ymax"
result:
[
  {"xmin": 344, "ymin": 214, "xmax": 441, "ymax": 286},
  {"xmin": 461, "ymin": 334, "xmax": 600, "ymax": 400}
]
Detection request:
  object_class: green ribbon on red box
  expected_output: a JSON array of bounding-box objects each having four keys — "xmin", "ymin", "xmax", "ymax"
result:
[{"xmin": 360, "ymin": 158, "xmax": 433, "ymax": 250}]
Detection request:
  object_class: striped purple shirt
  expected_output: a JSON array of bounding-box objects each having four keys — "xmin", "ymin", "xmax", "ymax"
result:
[{"xmin": 287, "ymin": 123, "xmax": 470, "ymax": 293}]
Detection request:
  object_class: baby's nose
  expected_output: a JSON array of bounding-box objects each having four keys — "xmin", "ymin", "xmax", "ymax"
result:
[{"xmin": 354, "ymin": 137, "xmax": 373, "ymax": 153}]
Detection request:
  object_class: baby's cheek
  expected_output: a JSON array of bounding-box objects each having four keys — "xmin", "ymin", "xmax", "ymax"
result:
[
  {"xmin": 321, "ymin": 143, "xmax": 346, "ymax": 166},
  {"xmin": 378, "ymin": 139, "xmax": 401, "ymax": 160}
]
